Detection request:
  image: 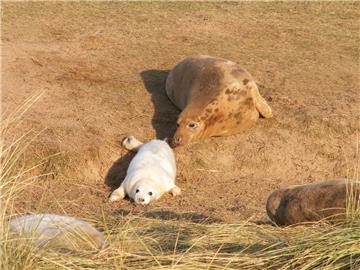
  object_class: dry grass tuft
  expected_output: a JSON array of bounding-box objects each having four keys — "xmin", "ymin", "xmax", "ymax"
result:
[
  {"xmin": 0, "ymin": 92, "xmax": 49, "ymax": 269},
  {"xmin": 6, "ymin": 215, "xmax": 356, "ymax": 270}
]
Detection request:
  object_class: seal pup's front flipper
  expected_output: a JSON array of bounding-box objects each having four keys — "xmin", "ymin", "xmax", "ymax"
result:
[
  {"xmin": 170, "ymin": 186, "xmax": 181, "ymax": 196},
  {"xmin": 109, "ymin": 184, "xmax": 126, "ymax": 202}
]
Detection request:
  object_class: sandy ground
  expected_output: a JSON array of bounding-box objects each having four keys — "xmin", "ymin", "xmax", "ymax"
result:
[{"xmin": 2, "ymin": 2, "xmax": 359, "ymax": 223}]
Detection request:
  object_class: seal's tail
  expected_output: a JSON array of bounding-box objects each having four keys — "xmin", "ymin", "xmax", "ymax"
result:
[
  {"xmin": 122, "ymin": 136, "xmax": 144, "ymax": 152},
  {"xmin": 251, "ymin": 83, "xmax": 273, "ymax": 118}
]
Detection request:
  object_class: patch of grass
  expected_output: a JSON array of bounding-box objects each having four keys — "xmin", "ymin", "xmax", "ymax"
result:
[
  {"xmin": 0, "ymin": 92, "xmax": 50, "ymax": 270},
  {"xmin": 6, "ymin": 215, "xmax": 356, "ymax": 270},
  {"xmin": 1, "ymin": 96, "xmax": 359, "ymax": 269}
]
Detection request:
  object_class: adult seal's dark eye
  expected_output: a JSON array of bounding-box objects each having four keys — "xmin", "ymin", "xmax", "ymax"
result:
[
  {"xmin": 136, "ymin": 189, "xmax": 140, "ymax": 193},
  {"xmin": 148, "ymin": 192, "xmax": 153, "ymax": 196},
  {"xmin": 187, "ymin": 122, "xmax": 199, "ymax": 129}
]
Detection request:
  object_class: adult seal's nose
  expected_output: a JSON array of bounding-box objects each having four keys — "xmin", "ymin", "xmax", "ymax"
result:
[{"xmin": 171, "ymin": 136, "xmax": 182, "ymax": 147}]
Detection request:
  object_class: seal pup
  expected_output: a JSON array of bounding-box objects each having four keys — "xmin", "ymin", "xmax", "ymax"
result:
[
  {"xmin": 109, "ymin": 136, "xmax": 181, "ymax": 205},
  {"xmin": 166, "ymin": 55, "xmax": 272, "ymax": 147},
  {"xmin": 266, "ymin": 179, "xmax": 360, "ymax": 226},
  {"xmin": 9, "ymin": 214, "xmax": 104, "ymax": 250}
]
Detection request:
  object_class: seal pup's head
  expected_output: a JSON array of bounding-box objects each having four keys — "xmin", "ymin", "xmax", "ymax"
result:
[{"xmin": 130, "ymin": 180, "xmax": 159, "ymax": 205}]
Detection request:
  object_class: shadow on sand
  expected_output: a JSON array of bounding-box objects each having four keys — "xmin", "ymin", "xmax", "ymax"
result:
[
  {"xmin": 104, "ymin": 149, "xmax": 136, "ymax": 191},
  {"xmin": 140, "ymin": 69, "xmax": 180, "ymax": 140},
  {"xmin": 105, "ymin": 70, "xmax": 179, "ymax": 190}
]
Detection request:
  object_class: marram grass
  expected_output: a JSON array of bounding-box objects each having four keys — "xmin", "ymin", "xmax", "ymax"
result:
[
  {"xmin": 8, "ymin": 216, "xmax": 357, "ymax": 270},
  {"xmin": 1, "ymin": 95, "xmax": 359, "ymax": 269}
]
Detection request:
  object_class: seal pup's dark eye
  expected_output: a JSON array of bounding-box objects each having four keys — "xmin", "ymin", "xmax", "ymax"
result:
[
  {"xmin": 176, "ymin": 123, "xmax": 180, "ymax": 128},
  {"xmin": 187, "ymin": 122, "xmax": 199, "ymax": 129},
  {"xmin": 148, "ymin": 192, "xmax": 153, "ymax": 196},
  {"xmin": 136, "ymin": 189, "xmax": 140, "ymax": 193}
]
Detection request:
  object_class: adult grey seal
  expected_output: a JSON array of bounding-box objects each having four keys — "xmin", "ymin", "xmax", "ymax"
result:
[
  {"xmin": 165, "ymin": 55, "xmax": 272, "ymax": 146},
  {"xmin": 266, "ymin": 179, "xmax": 360, "ymax": 226}
]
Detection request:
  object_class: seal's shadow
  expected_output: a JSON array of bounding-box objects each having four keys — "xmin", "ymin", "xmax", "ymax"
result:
[
  {"xmin": 104, "ymin": 150, "xmax": 135, "ymax": 191},
  {"xmin": 140, "ymin": 70, "xmax": 180, "ymax": 139}
]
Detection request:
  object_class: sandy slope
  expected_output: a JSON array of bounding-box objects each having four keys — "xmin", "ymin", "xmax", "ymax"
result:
[{"xmin": 2, "ymin": 2, "xmax": 359, "ymax": 222}]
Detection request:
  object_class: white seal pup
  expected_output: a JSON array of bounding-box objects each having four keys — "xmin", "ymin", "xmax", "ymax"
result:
[
  {"xmin": 109, "ymin": 136, "xmax": 181, "ymax": 205},
  {"xmin": 9, "ymin": 214, "xmax": 105, "ymax": 250}
]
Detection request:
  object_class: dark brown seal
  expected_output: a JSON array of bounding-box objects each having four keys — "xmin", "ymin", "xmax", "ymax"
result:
[
  {"xmin": 266, "ymin": 179, "xmax": 360, "ymax": 226},
  {"xmin": 165, "ymin": 55, "xmax": 272, "ymax": 147}
]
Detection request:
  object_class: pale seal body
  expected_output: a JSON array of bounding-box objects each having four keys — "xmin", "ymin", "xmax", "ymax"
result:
[
  {"xmin": 166, "ymin": 55, "xmax": 272, "ymax": 146},
  {"xmin": 109, "ymin": 136, "xmax": 181, "ymax": 205},
  {"xmin": 266, "ymin": 179, "xmax": 360, "ymax": 226},
  {"xmin": 9, "ymin": 214, "xmax": 104, "ymax": 250}
]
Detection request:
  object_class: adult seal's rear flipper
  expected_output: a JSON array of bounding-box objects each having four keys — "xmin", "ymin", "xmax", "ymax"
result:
[{"xmin": 250, "ymin": 82, "xmax": 273, "ymax": 118}]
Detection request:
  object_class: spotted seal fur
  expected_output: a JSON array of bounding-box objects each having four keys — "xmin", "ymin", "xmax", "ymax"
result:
[{"xmin": 165, "ymin": 55, "xmax": 272, "ymax": 146}]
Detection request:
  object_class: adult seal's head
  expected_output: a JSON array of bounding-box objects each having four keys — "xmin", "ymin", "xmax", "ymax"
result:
[{"xmin": 165, "ymin": 55, "xmax": 272, "ymax": 147}]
